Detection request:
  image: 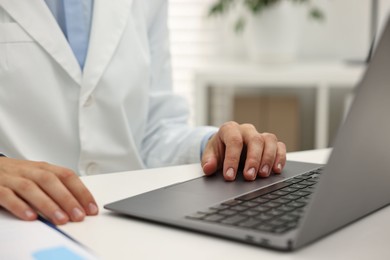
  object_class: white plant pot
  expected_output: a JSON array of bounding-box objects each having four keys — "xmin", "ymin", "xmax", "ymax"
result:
[{"xmin": 244, "ymin": 1, "xmax": 306, "ymax": 64}]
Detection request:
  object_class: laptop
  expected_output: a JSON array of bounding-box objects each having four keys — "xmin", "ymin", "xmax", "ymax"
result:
[{"xmin": 104, "ymin": 16, "xmax": 390, "ymax": 251}]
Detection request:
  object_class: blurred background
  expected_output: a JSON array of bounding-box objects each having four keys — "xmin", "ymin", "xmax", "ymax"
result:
[{"xmin": 167, "ymin": 0, "xmax": 390, "ymax": 152}]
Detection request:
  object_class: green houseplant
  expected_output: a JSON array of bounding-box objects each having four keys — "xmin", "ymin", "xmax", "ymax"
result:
[
  {"xmin": 208, "ymin": 0, "xmax": 325, "ymax": 63},
  {"xmin": 209, "ymin": 0, "xmax": 324, "ymax": 33}
]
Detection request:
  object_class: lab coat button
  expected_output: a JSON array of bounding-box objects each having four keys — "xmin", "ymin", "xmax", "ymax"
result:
[
  {"xmin": 86, "ymin": 162, "xmax": 99, "ymax": 175},
  {"xmin": 84, "ymin": 95, "xmax": 94, "ymax": 107}
]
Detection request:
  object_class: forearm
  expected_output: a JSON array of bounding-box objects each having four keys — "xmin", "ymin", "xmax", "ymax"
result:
[{"xmin": 141, "ymin": 123, "xmax": 217, "ymax": 168}]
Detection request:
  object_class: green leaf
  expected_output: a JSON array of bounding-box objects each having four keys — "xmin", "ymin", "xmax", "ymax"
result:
[
  {"xmin": 208, "ymin": 0, "xmax": 326, "ymax": 31},
  {"xmin": 234, "ymin": 17, "xmax": 246, "ymax": 33},
  {"xmin": 208, "ymin": 0, "xmax": 236, "ymax": 16},
  {"xmin": 309, "ymin": 7, "xmax": 325, "ymax": 21}
]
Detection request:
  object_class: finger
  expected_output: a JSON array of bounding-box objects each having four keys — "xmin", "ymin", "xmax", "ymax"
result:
[
  {"xmin": 241, "ymin": 126, "xmax": 265, "ymax": 181},
  {"xmin": 219, "ymin": 122, "xmax": 243, "ymax": 181},
  {"xmin": 272, "ymin": 142, "xmax": 287, "ymax": 174},
  {"xmin": 258, "ymin": 133, "xmax": 278, "ymax": 178},
  {"xmin": 201, "ymin": 136, "xmax": 224, "ymax": 176},
  {"xmin": 25, "ymin": 165, "xmax": 87, "ymax": 222},
  {"xmin": 0, "ymin": 186, "xmax": 37, "ymax": 221},
  {"xmin": 3, "ymin": 175, "xmax": 70, "ymax": 225},
  {"xmin": 51, "ymin": 166, "xmax": 99, "ymax": 216},
  {"xmin": 37, "ymin": 163, "xmax": 99, "ymax": 216},
  {"xmin": 201, "ymin": 155, "xmax": 219, "ymax": 176}
]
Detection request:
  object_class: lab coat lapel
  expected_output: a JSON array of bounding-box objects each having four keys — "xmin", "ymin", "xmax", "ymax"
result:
[
  {"xmin": 0, "ymin": 0, "xmax": 82, "ymax": 84},
  {"xmin": 81, "ymin": 0, "xmax": 133, "ymax": 100}
]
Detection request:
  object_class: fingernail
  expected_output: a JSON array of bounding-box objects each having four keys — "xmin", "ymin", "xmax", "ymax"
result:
[
  {"xmin": 247, "ymin": 168, "xmax": 256, "ymax": 180},
  {"xmin": 226, "ymin": 168, "xmax": 235, "ymax": 179},
  {"xmin": 25, "ymin": 209, "xmax": 35, "ymax": 219},
  {"xmin": 88, "ymin": 203, "xmax": 98, "ymax": 215},
  {"xmin": 54, "ymin": 210, "xmax": 67, "ymax": 222},
  {"xmin": 72, "ymin": 207, "xmax": 85, "ymax": 220},
  {"xmin": 277, "ymin": 163, "xmax": 282, "ymax": 171},
  {"xmin": 261, "ymin": 165, "xmax": 270, "ymax": 176}
]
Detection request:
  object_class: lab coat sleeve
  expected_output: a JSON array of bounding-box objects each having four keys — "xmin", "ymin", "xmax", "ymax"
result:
[{"xmin": 140, "ymin": 0, "xmax": 218, "ymax": 168}]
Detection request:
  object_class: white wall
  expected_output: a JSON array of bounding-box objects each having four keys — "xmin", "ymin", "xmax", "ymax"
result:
[
  {"xmin": 299, "ymin": 0, "xmax": 370, "ymax": 61},
  {"xmin": 300, "ymin": 0, "xmax": 390, "ymax": 61}
]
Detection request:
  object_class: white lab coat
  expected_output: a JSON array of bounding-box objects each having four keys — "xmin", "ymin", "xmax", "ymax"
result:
[{"xmin": 0, "ymin": 0, "xmax": 216, "ymax": 175}]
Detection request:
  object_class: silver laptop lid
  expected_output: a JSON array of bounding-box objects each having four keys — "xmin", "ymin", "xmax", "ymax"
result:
[{"xmin": 296, "ymin": 16, "xmax": 390, "ymax": 248}]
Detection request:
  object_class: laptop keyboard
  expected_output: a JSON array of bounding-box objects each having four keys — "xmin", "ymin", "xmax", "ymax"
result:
[{"xmin": 186, "ymin": 167, "xmax": 323, "ymax": 234}]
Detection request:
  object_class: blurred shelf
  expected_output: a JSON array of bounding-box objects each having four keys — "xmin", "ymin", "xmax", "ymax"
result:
[{"xmin": 194, "ymin": 60, "xmax": 366, "ymax": 149}]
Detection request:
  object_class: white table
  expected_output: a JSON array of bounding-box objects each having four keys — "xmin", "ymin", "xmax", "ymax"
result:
[
  {"xmin": 194, "ymin": 61, "xmax": 365, "ymax": 149},
  {"xmin": 59, "ymin": 149, "xmax": 390, "ymax": 260}
]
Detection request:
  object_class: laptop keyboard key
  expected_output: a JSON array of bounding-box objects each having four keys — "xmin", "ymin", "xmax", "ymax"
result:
[
  {"xmin": 252, "ymin": 205, "xmax": 270, "ymax": 213},
  {"xmin": 241, "ymin": 210, "xmax": 260, "ymax": 217},
  {"xmin": 255, "ymin": 213, "xmax": 273, "ymax": 222},
  {"xmin": 238, "ymin": 218, "xmax": 262, "ymax": 228},
  {"xmin": 255, "ymin": 224, "xmax": 274, "ymax": 232},
  {"xmin": 210, "ymin": 204, "xmax": 229, "ymax": 210},
  {"xmin": 219, "ymin": 209, "xmax": 238, "ymax": 216},
  {"xmin": 230, "ymin": 205, "xmax": 248, "ymax": 211},
  {"xmin": 221, "ymin": 215, "xmax": 247, "ymax": 225},
  {"xmin": 204, "ymin": 214, "xmax": 226, "ymax": 222}
]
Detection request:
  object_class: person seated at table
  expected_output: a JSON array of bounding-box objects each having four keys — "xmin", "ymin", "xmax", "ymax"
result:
[{"xmin": 0, "ymin": 0, "xmax": 286, "ymax": 225}]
